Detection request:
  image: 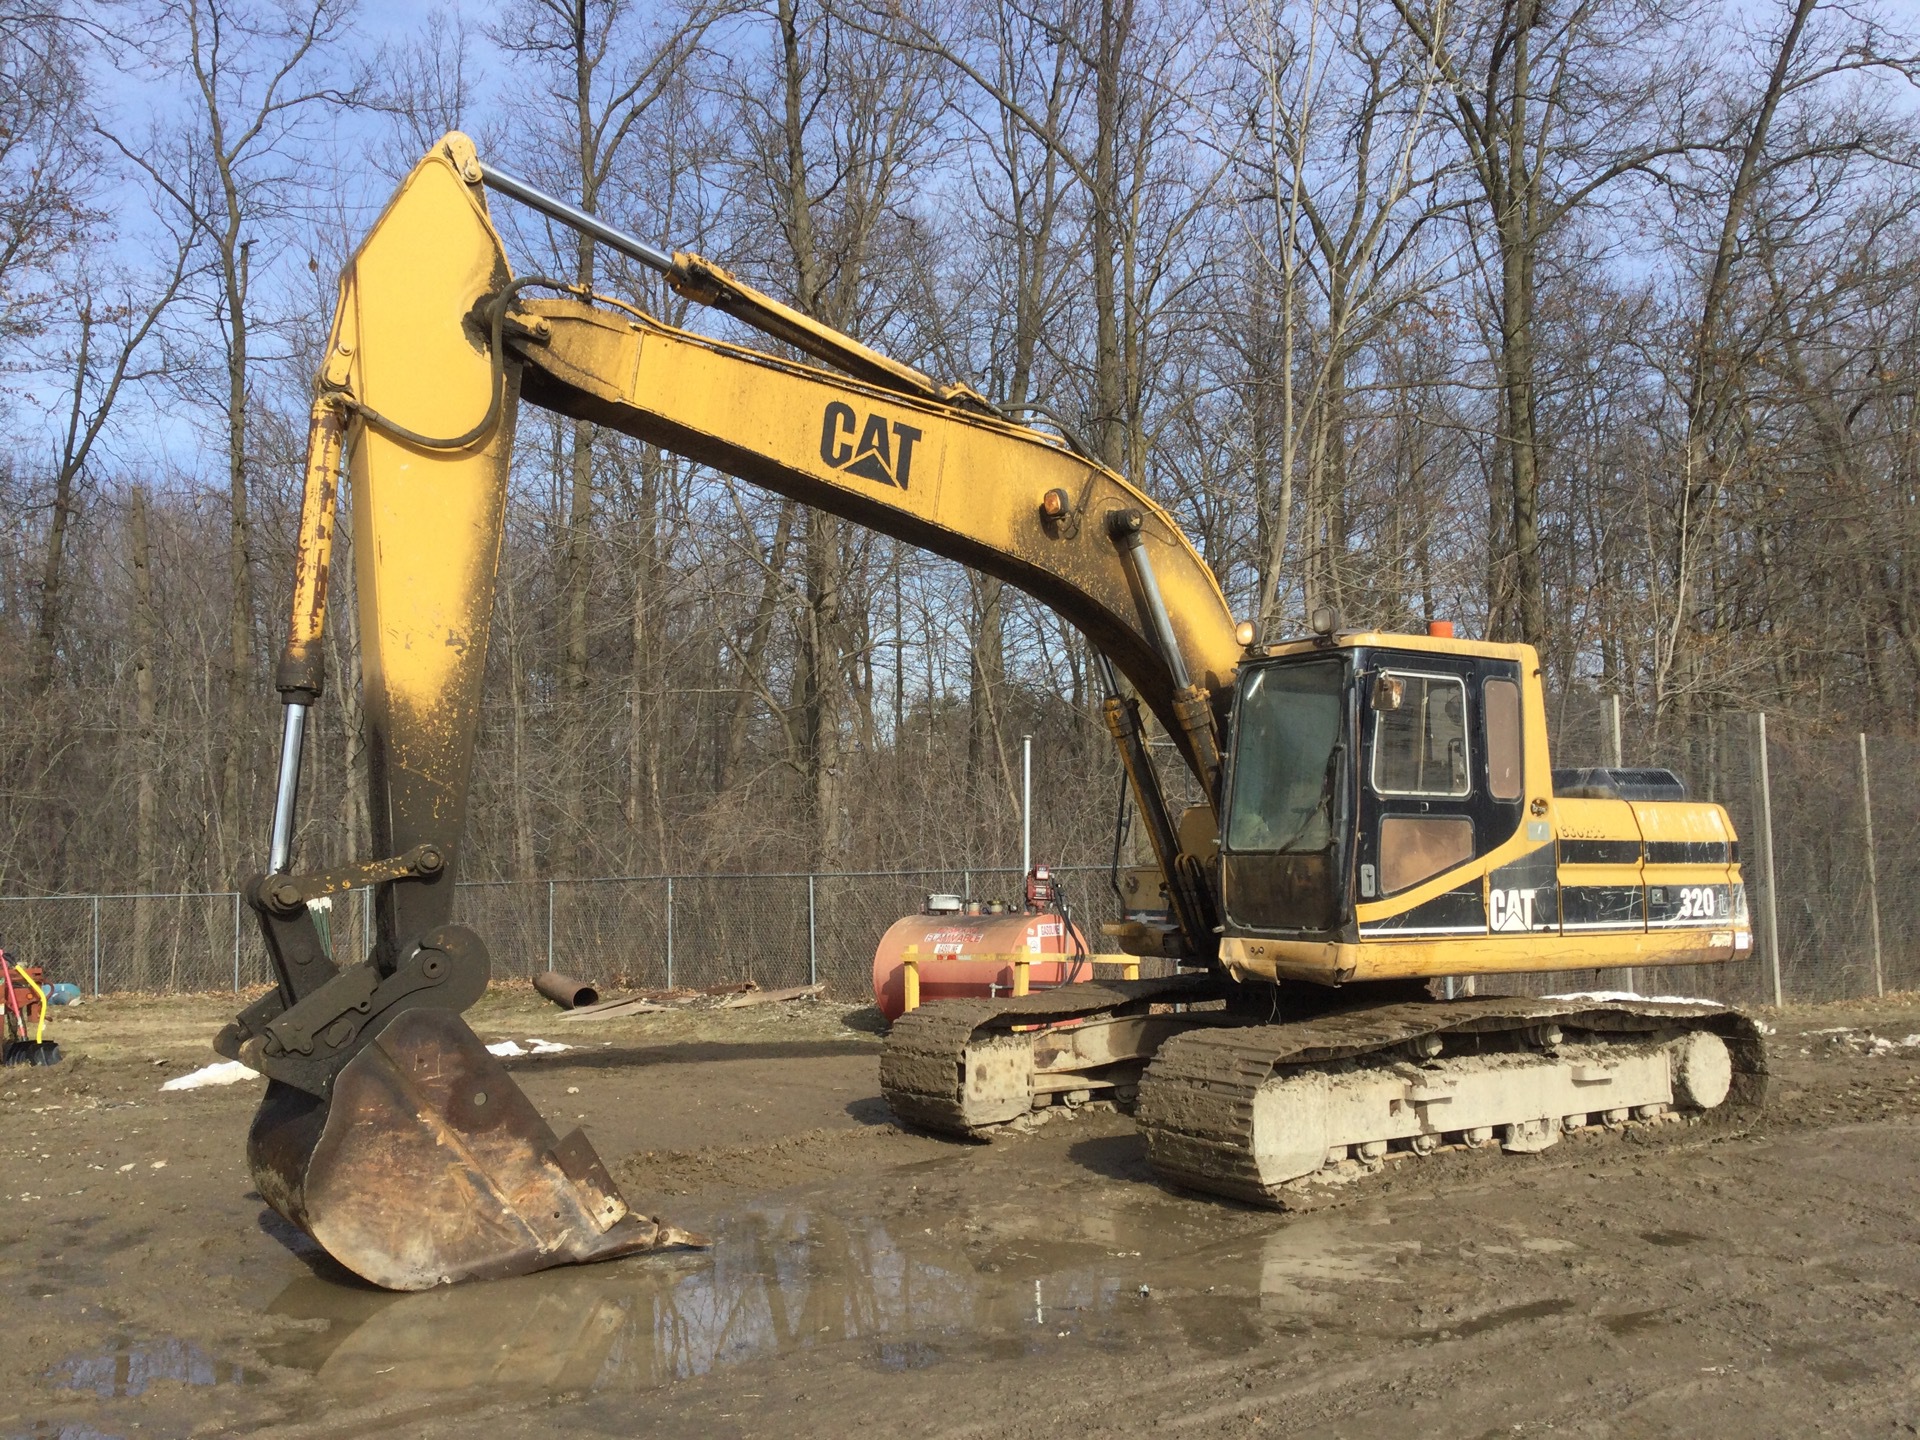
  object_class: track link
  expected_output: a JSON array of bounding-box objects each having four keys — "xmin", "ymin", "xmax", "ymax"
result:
[
  {"xmin": 880, "ymin": 974, "xmax": 1223, "ymax": 1138},
  {"xmin": 1137, "ymin": 997, "xmax": 1768, "ymax": 1205}
]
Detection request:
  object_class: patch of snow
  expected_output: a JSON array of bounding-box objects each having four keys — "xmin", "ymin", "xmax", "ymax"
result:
[
  {"xmin": 1810, "ymin": 1026, "xmax": 1920, "ymax": 1057},
  {"xmin": 1543, "ymin": 991, "xmax": 1723, "ymax": 1007},
  {"xmin": 485, "ymin": 1038, "xmax": 575, "ymax": 1058},
  {"xmin": 160, "ymin": 1060, "xmax": 259, "ymax": 1092}
]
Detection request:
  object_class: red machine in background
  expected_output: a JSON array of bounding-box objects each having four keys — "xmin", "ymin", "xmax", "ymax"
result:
[
  {"xmin": 871, "ymin": 867, "xmax": 1092, "ymax": 1022},
  {"xmin": 2, "ymin": 951, "xmax": 60, "ymax": 1066}
]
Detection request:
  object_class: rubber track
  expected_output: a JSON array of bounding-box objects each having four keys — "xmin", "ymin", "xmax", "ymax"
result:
[
  {"xmin": 1136, "ymin": 997, "xmax": 1770, "ymax": 1205},
  {"xmin": 880, "ymin": 974, "xmax": 1223, "ymax": 1137}
]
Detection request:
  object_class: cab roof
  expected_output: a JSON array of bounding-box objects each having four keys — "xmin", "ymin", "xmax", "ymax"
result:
[{"xmin": 1258, "ymin": 630, "xmax": 1539, "ymax": 668}]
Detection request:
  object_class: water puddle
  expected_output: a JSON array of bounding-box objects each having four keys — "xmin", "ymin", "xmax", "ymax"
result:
[
  {"xmin": 56, "ymin": 1336, "xmax": 261, "ymax": 1397},
  {"xmin": 238, "ymin": 1198, "xmax": 1444, "ymax": 1401},
  {"xmin": 1252, "ymin": 1213, "xmax": 1423, "ymax": 1314},
  {"xmin": 254, "ymin": 1203, "xmax": 1161, "ymax": 1399},
  {"xmin": 48, "ymin": 1194, "xmax": 1589, "ymax": 1409}
]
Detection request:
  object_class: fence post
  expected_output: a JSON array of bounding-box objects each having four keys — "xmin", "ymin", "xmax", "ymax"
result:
[
  {"xmin": 1753, "ymin": 712, "xmax": 1783, "ymax": 1006},
  {"xmin": 546, "ymin": 879, "xmax": 556, "ymax": 973},
  {"xmin": 1600, "ymin": 694, "xmax": 1635, "ymax": 996},
  {"xmin": 807, "ymin": 873, "xmax": 818, "ymax": 987},
  {"xmin": 91, "ymin": 896, "xmax": 101, "ymax": 997},
  {"xmin": 1021, "ymin": 734, "xmax": 1033, "ymax": 879},
  {"xmin": 1860, "ymin": 732, "xmax": 1885, "ymax": 998},
  {"xmin": 232, "ymin": 891, "xmax": 242, "ymax": 992},
  {"xmin": 665, "ymin": 876, "xmax": 675, "ymax": 989},
  {"xmin": 362, "ymin": 885, "xmax": 372, "ymax": 961}
]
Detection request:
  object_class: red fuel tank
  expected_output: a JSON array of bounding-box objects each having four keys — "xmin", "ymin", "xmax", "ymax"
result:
[{"xmin": 872, "ymin": 905, "xmax": 1089, "ymax": 1021}]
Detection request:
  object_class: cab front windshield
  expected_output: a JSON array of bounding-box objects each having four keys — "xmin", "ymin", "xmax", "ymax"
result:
[{"xmin": 1226, "ymin": 658, "xmax": 1347, "ymax": 853}]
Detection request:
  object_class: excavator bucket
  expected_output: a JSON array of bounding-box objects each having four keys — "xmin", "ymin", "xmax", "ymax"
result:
[{"xmin": 246, "ymin": 1008, "xmax": 697, "ymax": 1291}]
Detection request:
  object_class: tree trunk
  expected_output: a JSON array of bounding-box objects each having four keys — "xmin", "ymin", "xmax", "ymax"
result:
[
  {"xmin": 1088, "ymin": 0, "xmax": 1134, "ymax": 470},
  {"xmin": 130, "ymin": 484, "xmax": 158, "ymax": 980},
  {"xmin": 221, "ymin": 236, "xmax": 255, "ymax": 882},
  {"xmin": 720, "ymin": 500, "xmax": 796, "ymax": 791},
  {"xmin": 30, "ymin": 308, "xmax": 91, "ymax": 696},
  {"xmin": 777, "ymin": 0, "xmax": 849, "ymax": 868}
]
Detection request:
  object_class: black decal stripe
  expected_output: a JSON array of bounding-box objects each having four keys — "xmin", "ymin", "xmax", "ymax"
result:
[
  {"xmin": 1560, "ymin": 839, "xmax": 1640, "ymax": 865},
  {"xmin": 1365, "ymin": 884, "xmax": 1485, "ymax": 934},
  {"xmin": 1645, "ymin": 840, "xmax": 1729, "ymax": 865},
  {"xmin": 1561, "ymin": 885, "xmax": 1644, "ymax": 928}
]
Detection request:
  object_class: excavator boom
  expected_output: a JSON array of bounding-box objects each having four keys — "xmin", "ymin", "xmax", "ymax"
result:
[{"xmin": 223, "ymin": 134, "xmax": 1243, "ymax": 1290}]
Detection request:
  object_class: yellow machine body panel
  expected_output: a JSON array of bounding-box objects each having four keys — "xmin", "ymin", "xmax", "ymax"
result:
[
  {"xmin": 1215, "ymin": 632, "xmax": 1751, "ymax": 986},
  {"xmin": 290, "ymin": 135, "xmax": 524, "ymax": 947}
]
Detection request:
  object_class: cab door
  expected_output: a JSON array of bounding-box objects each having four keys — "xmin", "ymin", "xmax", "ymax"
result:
[{"xmin": 1354, "ymin": 651, "xmax": 1529, "ymax": 937}]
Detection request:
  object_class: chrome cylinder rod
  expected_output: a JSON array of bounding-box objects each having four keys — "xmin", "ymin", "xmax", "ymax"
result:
[
  {"xmin": 1107, "ymin": 512, "xmax": 1193, "ymax": 692},
  {"xmin": 479, "ymin": 165, "xmax": 677, "ymax": 277},
  {"xmin": 267, "ymin": 703, "xmax": 309, "ymax": 875}
]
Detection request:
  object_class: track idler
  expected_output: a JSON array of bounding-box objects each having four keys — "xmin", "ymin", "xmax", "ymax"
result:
[{"xmin": 219, "ymin": 917, "xmax": 697, "ymax": 1290}]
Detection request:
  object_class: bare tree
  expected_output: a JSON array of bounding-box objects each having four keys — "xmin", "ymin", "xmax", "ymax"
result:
[
  {"xmin": 106, "ymin": 0, "xmax": 362, "ymax": 881},
  {"xmin": 1387, "ymin": 0, "xmax": 1709, "ymax": 647},
  {"xmin": 488, "ymin": 0, "xmax": 723, "ymax": 871},
  {"xmin": 1233, "ymin": 0, "xmax": 1455, "ymax": 634},
  {"xmin": 0, "ymin": 3, "xmax": 97, "ymax": 340},
  {"xmin": 1652, "ymin": 0, "xmax": 1920, "ymax": 722},
  {"xmin": 28, "ymin": 243, "xmax": 194, "ymax": 694}
]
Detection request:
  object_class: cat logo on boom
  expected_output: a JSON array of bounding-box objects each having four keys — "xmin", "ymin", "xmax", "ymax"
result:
[{"xmin": 820, "ymin": 402, "xmax": 923, "ymax": 490}]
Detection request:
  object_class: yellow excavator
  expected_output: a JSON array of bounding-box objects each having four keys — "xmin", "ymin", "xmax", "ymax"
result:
[{"xmin": 218, "ymin": 134, "xmax": 1766, "ymax": 1290}]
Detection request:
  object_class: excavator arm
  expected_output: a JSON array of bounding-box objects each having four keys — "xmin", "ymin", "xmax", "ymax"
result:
[{"xmin": 221, "ymin": 134, "xmax": 1246, "ymax": 1290}]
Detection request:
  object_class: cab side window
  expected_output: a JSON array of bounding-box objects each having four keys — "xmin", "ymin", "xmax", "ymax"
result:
[
  {"xmin": 1371, "ymin": 672, "xmax": 1470, "ymax": 797},
  {"xmin": 1484, "ymin": 677, "xmax": 1522, "ymax": 802}
]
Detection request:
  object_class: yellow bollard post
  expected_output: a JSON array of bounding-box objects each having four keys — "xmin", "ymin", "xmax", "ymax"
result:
[
  {"xmin": 902, "ymin": 947, "xmax": 920, "ymax": 1014},
  {"xmin": 1123, "ymin": 959, "xmax": 1139, "ymax": 981},
  {"xmin": 1013, "ymin": 956, "xmax": 1030, "ymax": 998}
]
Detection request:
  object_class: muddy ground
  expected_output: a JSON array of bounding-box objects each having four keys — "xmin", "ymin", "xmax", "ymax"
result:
[{"xmin": 6, "ymin": 982, "xmax": 1920, "ymax": 1438}]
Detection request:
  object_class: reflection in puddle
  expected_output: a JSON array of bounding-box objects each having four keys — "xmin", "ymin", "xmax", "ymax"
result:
[
  {"xmin": 1256, "ymin": 1216, "xmax": 1421, "ymax": 1314},
  {"xmin": 261, "ymin": 1205, "xmax": 1142, "ymax": 1400},
  {"xmin": 57, "ymin": 1337, "xmax": 259, "ymax": 1397}
]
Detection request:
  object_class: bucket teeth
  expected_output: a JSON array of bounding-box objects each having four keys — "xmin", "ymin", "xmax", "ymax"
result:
[{"xmin": 247, "ymin": 1006, "xmax": 699, "ymax": 1290}]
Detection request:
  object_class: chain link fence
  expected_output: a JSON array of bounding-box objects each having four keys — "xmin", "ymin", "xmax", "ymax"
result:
[
  {"xmin": 0, "ymin": 865, "xmax": 1112, "ymax": 1002},
  {"xmin": 2, "ymin": 702, "xmax": 1913, "ymax": 1010},
  {"xmin": 1525, "ymin": 699, "xmax": 1912, "ymax": 1008}
]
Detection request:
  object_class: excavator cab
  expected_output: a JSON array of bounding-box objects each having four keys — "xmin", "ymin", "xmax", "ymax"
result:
[
  {"xmin": 1215, "ymin": 629, "xmax": 1750, "ymax": 988},
  {"xmin": 1219, "ymin": 636, "xmax": 1525, "ymax": 939}
]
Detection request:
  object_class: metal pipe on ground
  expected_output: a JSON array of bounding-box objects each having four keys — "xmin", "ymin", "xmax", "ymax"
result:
[{"xmin": 534, "ymin": 972, "xmax": 599, "ymax": 1010}]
